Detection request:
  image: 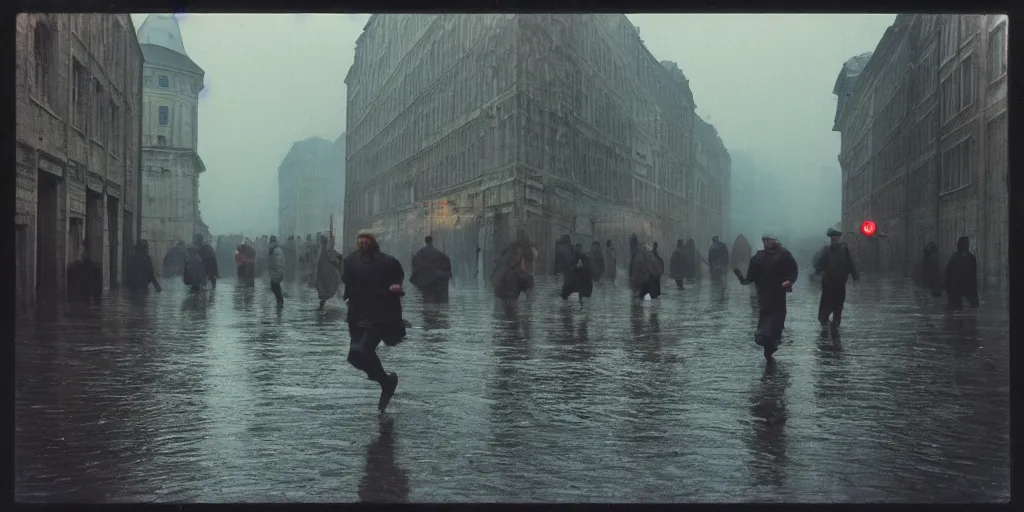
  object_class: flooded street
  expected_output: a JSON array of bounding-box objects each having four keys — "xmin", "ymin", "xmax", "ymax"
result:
[{"xmin": 15, "ymin": 276, "xmax": 1010, "ymax": 503}]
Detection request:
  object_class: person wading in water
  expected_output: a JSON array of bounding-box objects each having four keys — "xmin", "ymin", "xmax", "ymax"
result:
[
  {"xmin": 813, "ymin": 227, "xmax": 858, "ymax": 335},
  {"xmin": 342, "ymin": 232, "xmax": 405, "ymax": 412},
  {"xmin": 410, "ymin": 236, "xmax": 452, "ymax": 303},
  {"xmin": 560, "ymin": 243, "xmax": 594, "ymax": 306},
  {"xmin": 267, "ymin": 236, "xmax": 286, "ymax": 307},
  {"xmin": 491, "ymin": 228, "xmax": 538, "ymax": 301},
  {"xmin": 734, "ymin": 233, "xmax": 799, "ymax": 360},
  {"xmin": 944, "ymin": 236, "xmax": 979, "ymax": 311}
]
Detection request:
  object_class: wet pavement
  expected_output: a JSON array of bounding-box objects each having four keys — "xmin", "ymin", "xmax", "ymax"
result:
[{"xmin": 15, "ymin": 274, "xmax": 1010, "ymax": 503}]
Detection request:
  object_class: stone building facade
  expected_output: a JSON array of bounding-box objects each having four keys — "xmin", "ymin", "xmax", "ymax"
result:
[
  {"xmin": 833, "ymin": 14, "xmax": 1008, "ymax": 286},
  {"xmin": 343, "ymin": 14, "xmax": 730, "ymax": 277},
  {"xmin": 15, "ymin": 14, "xmax": 143, "ymax": 314},
  {"xmin": 137, "ymin": 14, "xmax": 209, "ymax": 273},
  {"xmin": 278, "ymin": 136, "xmax": 346, "ymax": 241}
]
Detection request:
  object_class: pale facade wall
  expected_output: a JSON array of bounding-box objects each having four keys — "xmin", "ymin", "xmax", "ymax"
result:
[
  {"xmin": 139, "ymin": 45, "xmax": 204, "ymax": 266},
  {"xmin": 15, "ymin": 13, "xmax": 142, "ymax": 314}
]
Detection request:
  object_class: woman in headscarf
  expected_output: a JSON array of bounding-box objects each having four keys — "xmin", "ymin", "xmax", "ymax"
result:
[{"xmin": 315, "ymin": 233, "xmax": 343, "ymax": 310}]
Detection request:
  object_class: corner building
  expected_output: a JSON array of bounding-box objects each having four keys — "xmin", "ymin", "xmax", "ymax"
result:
[
  {"xmin": 137, "ymin": 14, "xmax": 210, "ymax": 271},
  {"xmin": 15, "ymin": 14, "xmax": 143, "ymax": 314},
  {"xmin": 344, "ymin": 14, "xmax": 730, "ymax": 276}
]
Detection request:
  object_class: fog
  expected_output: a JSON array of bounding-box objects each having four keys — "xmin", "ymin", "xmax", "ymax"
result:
[{"xmin": 130, "ymin": 13, "xmax": 895, "ymax": 240}]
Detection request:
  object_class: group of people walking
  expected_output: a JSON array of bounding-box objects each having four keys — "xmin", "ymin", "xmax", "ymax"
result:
[{"xmin": 113, "ymin": 223, "xmax": 983, "ymax": 415}]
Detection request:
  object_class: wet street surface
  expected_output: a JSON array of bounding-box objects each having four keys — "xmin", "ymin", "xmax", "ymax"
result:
[{"xmin": 16, "ymin": 275, "xmax": 1010, "ymax": 503}]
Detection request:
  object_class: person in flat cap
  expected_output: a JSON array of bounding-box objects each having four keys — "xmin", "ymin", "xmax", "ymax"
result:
[
  {"xmin": 812, "ymin": 227, "xmax": 859, "ymax": 335},
  {"xmin": 734, "ymin": 232, "xmax": 799, "ymax": 360}
]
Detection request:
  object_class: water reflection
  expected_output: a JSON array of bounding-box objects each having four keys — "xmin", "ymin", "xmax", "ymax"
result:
[
  {"xmin": 421, "ymin": 304, "xmax": 450, "ymax": 331},
  {"xmin": 746, "ymin": 360, "xmax": 790, "ymax": 495},
  {"xmin": 233, "ymin": 284, "xmax": 254, "ymax": 312},
  {"xmin": 357, "ymin": 417, "xmax": 409, "ymax": 503}
]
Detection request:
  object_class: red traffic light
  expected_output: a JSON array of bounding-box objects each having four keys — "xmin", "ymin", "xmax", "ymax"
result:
[{"xmin": 860, "ymin": 220, "xmax": 877, "ymax": 237}]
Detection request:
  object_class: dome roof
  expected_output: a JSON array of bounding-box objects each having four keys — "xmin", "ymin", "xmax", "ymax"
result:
[
  {"xmin": 137, "ymin": 14, "xmax": 188, "ymax": 55},
  {"xmin": 140, "ymin": 43, "xmax": 204, "ymax": 75}
]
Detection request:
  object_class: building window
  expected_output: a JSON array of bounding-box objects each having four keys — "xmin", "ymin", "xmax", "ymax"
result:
[
  {"xmin": 158, "ymin": 105, "xmax": 169, "ymax": 125},
  {"xmin": 940, "ymin": 16, "xmax": 960, "ymax": 61},
  {"xmin": 159, "ymin": 75, "xmax": 169, "ymax": 88},
  {"xmin": 110, "ymin": 103, "xmax": 121, "ymax": 155},
  {"xmin": 960, "ymin": 54, "xmax": 975, "ymax": 110},
  {"xmin": 33, "ymin": 22, "xmax": 54, "ymax": 105},
  {"xmin": 71, "ymin": 59, "xmax": 88, "ymax": 129},
  {"xmin": 988, "ymin": 25, "xmax": 1007, "ymax": 82},
  {"xmin": 93, "ymin": 81, "xmax": 106, "ymax": 143}
]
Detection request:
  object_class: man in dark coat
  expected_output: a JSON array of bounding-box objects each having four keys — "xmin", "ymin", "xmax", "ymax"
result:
[
  {"xmin": 491, "ymin": 228, "xmax": 538, "ymax": 300},
  {"xmin": 628, "ymin": 234, "xmax": 663, "ymax": 300},
  {"xmin": 651, "ymin": 242, "xmax": 664, "ymax": 298},
  {"xmin": 813, "ymin": 227, "xmax": 859, "ymax": 333},
  {"xmin": 553, "ymin": 234, "xmax": 574, "ymax": 276},
  {"xmin": 410, "ymin": 236, "xmax": 452, "ymax": 303},
  {"xmin": 343, "ymin": 232, "xmax": 406, "ymax": 412},
  {"xmin": 126, "ymin": 240, "xmax": 162, "ymax": 293},
  {"xmin": 162, "ymin": 241, "xmax": 187, "ymax": 277},
  {"xmin": 734, "ymin": 234, "xmax": 799, "ymax": 360},
  {"xmin": 708, "ymin": 236, "xmax": 730, "ymax": 281},
  {"xmin": 944, "ymin": 236, "xmax": 979, "ymax": 311},
  {"xmin": 920, "ymin": 242, "xmax": 943, "ymax": 297},
  {"xmin": 604, "ymin": 240, "xmax": 618, "ymax": 284},
  {"xmin": 669, "ymin": 239, "xmax": 687, "ymax": 290},
  {"xmin": 196, "ymin": 234, "xmax": 219, "ymax": 289},
  {"xmin": 560, "ymin": 243, "xmax": 594, "ymax": 305},
  {"xmin": 589, "ymin": 241, "xmax": 605, "ymax": 282}
]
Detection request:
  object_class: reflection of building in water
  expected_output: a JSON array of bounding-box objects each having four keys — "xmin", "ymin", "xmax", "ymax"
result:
[
  {"xmin": 343, "ymin": 14, "xmax": 731, "ymax": 279},
  {"xmin": 277, "ymin": 135, "xmax": 346, "ymax": 241},
  {"xmin": 833, "ymin": 14, "xmax": 1008, "ymax": 286},
  {"xmin": 15, "ymin": 14, "xmax": 144, "ymax": 313},
  {"xmin": 136, "ymin": 14, "xmax": 210, "ymax": 273}
]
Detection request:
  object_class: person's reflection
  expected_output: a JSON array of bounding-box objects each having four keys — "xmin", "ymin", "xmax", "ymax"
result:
[
  {"xmin": 421, "ymin": 304, "xmax": 450, "ymax": 332},
  {"xmin": 747, "ymin": 360, "xmax": 791, "ymax": 492},
  {"xmin": 357, "ymin": 416, "xmax": 409, "ymax": 503},
  {"xmin": 233, "ymin": 283, "xmax": 255, "ymax": 312},
  {"xmin": 485, "ymin": 299, "xmax": 532, "ymax": 458},
  {"xmin": 944, "ymin": 312, "xmax": 980, "ymax": 358}
]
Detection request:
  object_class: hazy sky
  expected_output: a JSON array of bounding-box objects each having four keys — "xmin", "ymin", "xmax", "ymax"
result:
[{"xmin": 130, "ymin": 13, "xmax": 895, "ymax": 236}]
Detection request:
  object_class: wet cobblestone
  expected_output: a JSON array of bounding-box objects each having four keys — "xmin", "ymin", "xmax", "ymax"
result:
[{"xmin": 15, "ymin": 275, "xmax": 1010, "ymax": 503}]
